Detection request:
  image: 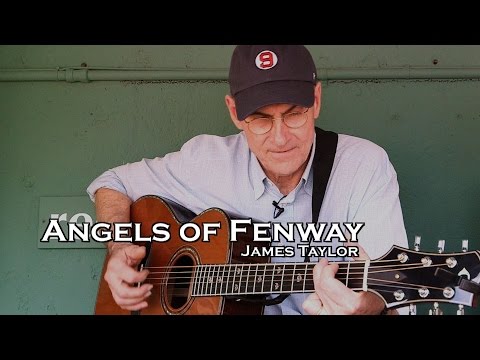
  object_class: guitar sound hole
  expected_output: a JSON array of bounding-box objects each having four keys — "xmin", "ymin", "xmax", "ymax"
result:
[{"xmin": 167, "ymin": 255, "xmax": 193, "ymax": 310}]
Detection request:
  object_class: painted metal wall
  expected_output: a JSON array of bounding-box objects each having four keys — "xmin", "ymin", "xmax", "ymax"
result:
[{"xmin": 1, "ymin": 46, "xmax": 479, "ymax": 314}]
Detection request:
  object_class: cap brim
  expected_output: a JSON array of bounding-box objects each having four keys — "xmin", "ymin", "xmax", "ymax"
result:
[{"xmin": 234, "ymin": 80, "xmax": 315, "ymax": 121}]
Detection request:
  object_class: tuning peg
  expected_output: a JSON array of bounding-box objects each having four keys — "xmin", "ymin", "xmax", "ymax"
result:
[
  {"xmin": 437, "ymin": 240, "xmax": 445, "ymax": 254},
  {"xmin": 457, "ymin": 240, "xmax": 469, "ymax": 315},
  {"xmin": 408, "ymin": 304, "xmax": 416, "ymax": 315},
  {"xmin": 429, "ymin": 302, "xmax": 443, "ymax": 315},
  {"xmin": 431, "ymin": 241, "xmax": 446, "ymax": 315},
  {"xmin": 414, "ymin": 235, "xmax": 421, "ymax": 251}
]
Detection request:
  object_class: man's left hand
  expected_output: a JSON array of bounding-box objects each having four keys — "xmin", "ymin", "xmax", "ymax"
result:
[{"xmin": 302, "ymin": 245, "xmax": 387, "ymax": 315}]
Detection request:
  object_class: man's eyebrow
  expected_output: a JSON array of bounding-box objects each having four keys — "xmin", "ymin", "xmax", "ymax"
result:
[{"xmin": 251, "ymin": 105, "xmax": 298, "ymax": 117}]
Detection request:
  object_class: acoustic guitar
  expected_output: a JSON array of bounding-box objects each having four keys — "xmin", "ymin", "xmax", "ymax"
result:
[{"xmin": 95, "ymin": 195, "xmax": 480, "ymax": 315}]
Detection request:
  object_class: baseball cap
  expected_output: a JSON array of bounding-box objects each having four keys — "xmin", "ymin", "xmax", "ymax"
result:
[{"xmin": 229, "ymin": 45, "xmax": 318, "ymax": 121}]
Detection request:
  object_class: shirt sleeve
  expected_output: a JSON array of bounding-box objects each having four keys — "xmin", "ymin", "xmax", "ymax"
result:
[{"xmin": 86, "ymin": 137, "xmax": 197, "ymax": 204}]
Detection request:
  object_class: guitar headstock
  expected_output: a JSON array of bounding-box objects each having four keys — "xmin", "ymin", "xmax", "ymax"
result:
[{"xmin": 370, "ymin": 245, "xmax": 480, "ymax": 309}]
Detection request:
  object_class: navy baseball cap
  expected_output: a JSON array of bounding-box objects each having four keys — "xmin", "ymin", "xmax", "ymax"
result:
[{"xmin": 229, "ymin": 45, "xmax": 318, "ymax": 121}]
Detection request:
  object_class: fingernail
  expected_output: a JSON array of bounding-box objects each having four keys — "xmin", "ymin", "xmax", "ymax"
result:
[
  {"xmin": 148, "ymin": 284, "xmax": 154, "ymax": 291},
  {"xmin": 146, "ymin": 291, "xmax": 152, "ymax": 297}
]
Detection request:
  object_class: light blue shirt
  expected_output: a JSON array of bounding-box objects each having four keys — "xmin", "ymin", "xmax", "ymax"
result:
[{"xmin": 87, "ymin": 131, "xmax": 408, "ymax": 315}]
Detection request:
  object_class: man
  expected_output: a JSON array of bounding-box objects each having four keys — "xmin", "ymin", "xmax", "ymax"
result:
[{"xmin": 87, "ymin": 45, "xmax": 408, "ymax": 315}]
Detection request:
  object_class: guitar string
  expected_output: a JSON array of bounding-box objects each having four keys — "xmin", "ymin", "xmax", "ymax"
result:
[
  {"xmin": 145, "ymin": 276, "xmax": 446, "ymax": 291},
  {"xmin": 143, "ymin": 267, "xmax": 450, "ymax": 293},
  {"xmin": 187, "ymin": 279, "xmax": 446, "ymax": 295},
  {"xmin": 143, "ymin": 263, "xmax": 451, "ymax": 286},
  {"xmin": 143, "ymin": 261, "xmax": 449, "ymax": 277},
  {"xmin": 136, "ymin": 261, "xmax": 456, "ymax": 295},
  {"xmin": 142, "ymin": 257, "xmax": 410, "ymax": 270},
  {"xmin": 145, "ymin": 272, "xmax": 447, "ymax": 290},
  {"xmin": 144, "ymin": 277, "xmax": 447, "ymax": 295}
]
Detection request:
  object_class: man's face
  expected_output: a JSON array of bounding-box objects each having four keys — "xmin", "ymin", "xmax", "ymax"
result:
[{"xmin": 226, "ymin": 83, "xmax": 322, "ymax": 182}]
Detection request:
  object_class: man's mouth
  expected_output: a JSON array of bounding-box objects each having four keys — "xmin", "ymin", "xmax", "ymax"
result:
[{"xmin": 270, "ymin": 148, "xmax": 295, "ymax": 155}]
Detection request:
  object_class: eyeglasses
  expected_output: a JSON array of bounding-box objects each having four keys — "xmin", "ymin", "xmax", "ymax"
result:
[{"xmin": 244, "ymin": 107, "xmax": 310, "ymax": 135}]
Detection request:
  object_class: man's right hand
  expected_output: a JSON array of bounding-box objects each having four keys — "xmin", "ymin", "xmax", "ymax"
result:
[{"xmin": 104, "ymin": 243, "xmax": 153, "ymax": 311}]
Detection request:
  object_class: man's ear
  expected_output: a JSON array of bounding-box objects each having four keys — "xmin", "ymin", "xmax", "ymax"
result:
[
  {"xmin": 225, "ymin": 95, "xmax": 244, "ymax": 130},
  {"xmin": 313, "ymin": 82, "xmax": 322, "ymax": 119}
]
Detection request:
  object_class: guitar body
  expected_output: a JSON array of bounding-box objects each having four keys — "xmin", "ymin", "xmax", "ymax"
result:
[{"xmin": 95, "ymin": 195, "xmax": 266, "ymax": 315}]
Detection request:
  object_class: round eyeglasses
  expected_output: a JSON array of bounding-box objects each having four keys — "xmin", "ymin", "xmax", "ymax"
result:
[{"xmin": 244, "ymin": 107, "xmax": 310, "ymax": 135}]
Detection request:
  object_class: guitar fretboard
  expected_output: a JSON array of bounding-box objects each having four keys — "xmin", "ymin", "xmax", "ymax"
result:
[{"xmin": 191, "ymin": 262, "xmax": 369, "ymax": 297}]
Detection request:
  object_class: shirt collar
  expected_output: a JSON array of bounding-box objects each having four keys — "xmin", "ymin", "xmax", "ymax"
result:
[
  {"xmin": 302, "ymin": 133, "xmax": 316, "ymax": 197},
  {"xmin": 248, "ymin": 132, "xmax": 317, "ymax": 200},
  {"xmin": 250, "ymin": 152, "xmax": 267, "ymax": 200}
]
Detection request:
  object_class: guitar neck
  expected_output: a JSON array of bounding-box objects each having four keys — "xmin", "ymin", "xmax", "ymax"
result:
[{"xmin": 191, "ymin": 262, "xmax": 369, "ymax": 297}]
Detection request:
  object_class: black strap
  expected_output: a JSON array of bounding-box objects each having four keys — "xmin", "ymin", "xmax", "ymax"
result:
[
  {"xmin": 311, "ymin": 127, "xmax": 338, "ymax": 229},
  {"xmin": 262, "ymin": 127, "xmax": 338, "ymax": 306},
  {"xmin": 303, "ymin": 127, "xmax": 339, "ymax": 264}
]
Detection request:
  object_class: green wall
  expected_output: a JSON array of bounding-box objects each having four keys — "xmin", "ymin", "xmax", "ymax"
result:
[{"xmin": 1, "ymin": 46, "xmax": 479, "ymax": 315}]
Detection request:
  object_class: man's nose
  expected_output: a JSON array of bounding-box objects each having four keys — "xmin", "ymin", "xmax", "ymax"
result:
[{"xmin": 271, "ymin": 117, "xmax": 288, "ymax": 146}]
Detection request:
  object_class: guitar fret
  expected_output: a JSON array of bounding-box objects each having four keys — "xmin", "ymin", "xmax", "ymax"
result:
[
  {"xmin": 271, "ymin": 264, "xmax": 282, "ymax": 293},
  {"xmin": 264, "ymin": 264, "xmax": 270, "ymax": 294},
  {"xmin": 260, "ymin": 264, "xmax": 266, "ymax": 293},
  {"xmin": 216, "ymin": 265, "xmax": 220, "ymax": 294},
  {"xmin": 203, "ymin": 265, "xmax": 209, "ymax": 295},
  {"xmin": 213, "ymin": 265, "xmax": 220, "ymax": 295},
  {"xmin": 216, "ymin": 265, "xmax": 222, "ymax": 295},
  {"xmin": 269, "ymin": 264, "xmax": 275, "ymax": 293},
  {"xmin": 231, "ymin": 264, "xmax": 237, "ymax": 295},
  {"xmin": 346, "ymin": 262, "xmax": 350, "ymax": 288},
  {"xmin": 229, "ymin": 264, "xmax": 235, "ymax": 295},
  {"xmin": 211, "ymin": 265, "xmax": 216, "ymax": 295},
  {"xmin": 252, "ymin": 264, "xmax": 259, "ymax": 294},
  {"xmin": 243, "ymin": 264, "xmax": 251, "ymax": 294},
  {"xmin": 219, "ymin": 265, "xmax": 223, "ymax": 294},
  {"xmin": 303, "ymin": 264, "xmax": 308, "ymax": 292},
  {"xmin": 217, "ymin": 265, "xmax": 223, "ymax": 295},
  {"xmin": 201, "ymin": 265, "xmax": 207, "ymax": 295},
  {"xmin": 230, "ymin": 264, "xmax": 236, "ymax": 294},
  {"xmin": 238, "ymin": 264, "xmax": 243, "ymax": 294},
  {"xmin": 268, "ymin": 264, "xmax": 275, "ymax": 294},
  {"xmin": 202, "ymin": 265, "xmax": 207, "ymax": 296},
  {"xmin": 290, "ymin": 264, "xmax": 296, "ymax": 292},
  {"xmin": 244, "ymin": 264, "xmax": 251, "ymax": 294},
  {"xmin": 292, "ymin": 263, "xmax": 305, "ymax": 292},
  {"xmin": 209, "ymin": 265, "xmax": 215, "ymax": 296},
  {"xmin": 237, "ymin": 264, "xmax": 242, "ymax": 294},
  {"xmin": 192, "ymin": 265, "xmax": 199, "ymax": 296},
  {"xmin": 197, "ymin": 265, "xmax": 202, "ymax": 296},
  {"xmin": 280, "ymin": 264, "xmax": 286, "ymax": 292},
  {"xmin": 224, "ymin": 265, "xmax": 230, "ymax": 295},
  {"xmin": 198, "ymin": 265, "xmax": 204, "ymax": 296},
  {"xmin": 200, "ymin": 265, "xmax": 206, "ymax": 296},
  {"xmin": 250, "ymin": 265, "xmax": 254, "ymax": 294},
  {"xmin": 253, "ymin": 264, "xmax": 258, "ymax": 294},
  {"xmin": 205, "ymin": 265, "xmax": 211, "ymax": 295},
  {"xmin": 220, "ymin": 265, "xmax": 226, "ymax": 295}
]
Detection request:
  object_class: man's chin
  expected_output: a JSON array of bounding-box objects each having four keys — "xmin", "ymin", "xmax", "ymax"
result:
[{"xmin": 266, "ymin": 163, "xmax": 301, "ymax": 178}]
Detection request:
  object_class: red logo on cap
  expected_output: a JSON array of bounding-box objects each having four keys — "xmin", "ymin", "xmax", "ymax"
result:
[{"xmin": 255, "ymin": 50, "xmax": 278, "ymax": 70}]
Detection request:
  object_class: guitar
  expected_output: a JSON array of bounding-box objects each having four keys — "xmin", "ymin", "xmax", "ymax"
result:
[{"xmin": 95, "ymin": 195, "xmax": 480, "ymax": 315}]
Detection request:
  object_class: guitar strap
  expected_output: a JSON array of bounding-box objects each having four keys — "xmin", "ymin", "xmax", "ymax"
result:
[
  {"xmin": 240, "ymin": 127, "xmax": 339, "ymax": 307},
  {"xmin": 310, "ymin": 127, "xmax": 338, "ymax": 238}
]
